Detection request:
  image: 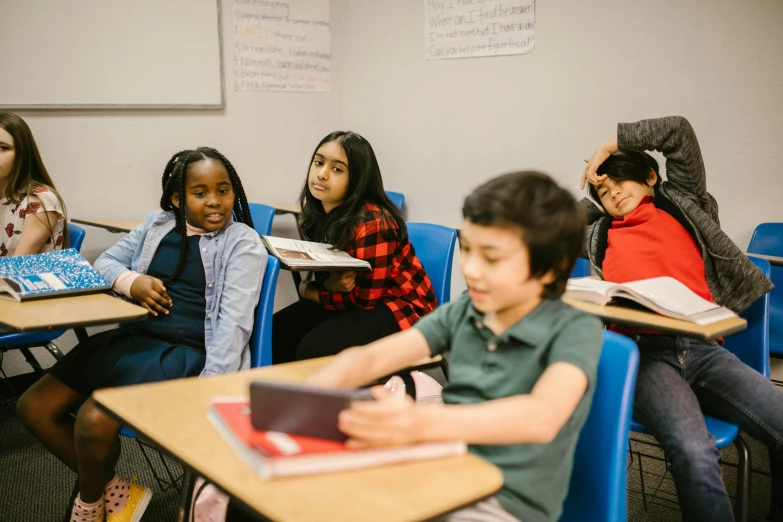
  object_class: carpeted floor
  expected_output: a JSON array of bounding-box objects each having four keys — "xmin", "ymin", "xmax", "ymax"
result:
[{"xmin": 0, "ymin": 372, "xmax": 776, "ymax": 522}]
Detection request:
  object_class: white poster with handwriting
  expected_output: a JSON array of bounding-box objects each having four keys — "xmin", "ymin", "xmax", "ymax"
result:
[
  {"xmin": 425, "ymin": 0, "xmax": 535, "ymax": 60},
  {"xmin": 233, "ymin": 0, "xmax": 331, "ymax": 92}
]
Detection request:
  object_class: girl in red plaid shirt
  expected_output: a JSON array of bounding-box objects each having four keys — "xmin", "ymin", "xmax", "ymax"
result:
[{"xmin": 272, "ymin": 131, "xmax": 437, "ymax": 363}]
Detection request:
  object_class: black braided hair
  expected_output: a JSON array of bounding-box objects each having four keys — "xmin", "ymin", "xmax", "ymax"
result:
[{"xmin": 159, "ymin": 147, "xmax": 254, "ymax": 284}]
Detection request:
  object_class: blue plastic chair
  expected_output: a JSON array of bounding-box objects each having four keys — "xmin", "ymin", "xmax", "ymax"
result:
[
  {"xmin": 0, "ymin": 223, "xmax": 87, "ymax": 370},
  {"xmin": 629, "ymin": 256, "xmax": 772, "ymax": 522},
  {"xmin": 561, "ymin": 331, "xmax": 640, "ymax": 522},
  {"xmin": 747, "ymin": 223, "xmax": 783, "ymax": 356},
  {"xmin": 250, "ymin": 256, "xmax": 280, "ymax": 368},
  {"xmin": 407, "ymin": 222, "xmax": 458, "ymax": 306},
  {"xmin": 571, "ymin": 257, "xmax": 591, "ymax": 279},
  {"xmin": 385, "ymin": 191, "xmax": 405, "ymax": 213},
  {"xmin": 247, "ymin": 202, "xmax": 275, "ymax": 237}
]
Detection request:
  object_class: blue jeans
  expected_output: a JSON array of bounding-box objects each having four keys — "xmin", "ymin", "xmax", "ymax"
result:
[{"xmin": 633, "ymin": 335, "xmax": 783, "ymax": 522}]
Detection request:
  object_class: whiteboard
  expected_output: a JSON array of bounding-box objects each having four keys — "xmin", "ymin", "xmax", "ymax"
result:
[{"xmin": 0, "ymin": 0, "xmax": 224, "ymax": 109}]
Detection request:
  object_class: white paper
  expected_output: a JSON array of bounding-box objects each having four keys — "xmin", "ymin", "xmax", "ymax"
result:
[
  {"xmin": 424, "ymin": 0, "xmax": 535, "ymax": 60},
  {"xmin": 233, "ymin": 0, "xmax": 332, "ymax": 92}
]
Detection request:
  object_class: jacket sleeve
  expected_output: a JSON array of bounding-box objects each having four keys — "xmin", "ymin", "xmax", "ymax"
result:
[
  {"xmin": 93, "ymin": 212, "xmax": 157, "ymax": 285},
  {"xmin": 201, "ymin": 233, "xmax": 267, "ymax": 376},
  {"xmin": 318, "ymin": 215, "xmax": 397, "ymax": 311},
  {"xmin": 617, "ymin": 116, "xmax": 712, "ymax": 213}
]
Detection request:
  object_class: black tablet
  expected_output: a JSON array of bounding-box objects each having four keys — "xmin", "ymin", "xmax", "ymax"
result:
[{"xmin": 249, "ymin": 380, "xmax": 374, "ymax": 441}]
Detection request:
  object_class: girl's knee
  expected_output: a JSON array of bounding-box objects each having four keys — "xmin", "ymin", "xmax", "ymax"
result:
[
  {"xmin": 17, "ymin": 388, "xmax": 44, "ymax": 428},
  {"xmin": 75, "ymin": 401, "xmax": 119, "ymax": 444}
]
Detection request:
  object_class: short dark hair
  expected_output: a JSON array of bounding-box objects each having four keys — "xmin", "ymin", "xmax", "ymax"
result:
[
  {"xmin": 463, "ymin": 171, "xmax": 586, "ymax": 299},
  {"xmin": 588, "ymin": 151, "xmax": 660, "ymax": 208}
]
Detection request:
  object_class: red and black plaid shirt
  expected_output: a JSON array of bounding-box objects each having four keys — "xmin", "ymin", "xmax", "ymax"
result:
[{"xmin": 316, "ymin": 203, "xmax": 437, "ymax": 330}]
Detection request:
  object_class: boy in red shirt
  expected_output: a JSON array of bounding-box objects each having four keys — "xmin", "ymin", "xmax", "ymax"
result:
[{"xmin": 581, "ymin": 116, "xmax": 781, "ymax": 522}]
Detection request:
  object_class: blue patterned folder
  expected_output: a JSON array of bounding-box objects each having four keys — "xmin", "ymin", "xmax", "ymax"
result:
[{"xmin": 0, "ymin": 248, "xmax": 111, "ymax": 302}]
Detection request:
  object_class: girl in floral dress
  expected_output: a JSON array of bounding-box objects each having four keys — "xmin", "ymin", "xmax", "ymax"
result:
[{"xmin": 0, "ymin": 111, "xmax": 67, "ymax": 257}]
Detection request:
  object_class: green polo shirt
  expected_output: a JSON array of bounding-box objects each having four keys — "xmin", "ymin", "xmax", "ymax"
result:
[{"xmin": 415, "ymin": 295, "xmax": 603, "ymax": 522}]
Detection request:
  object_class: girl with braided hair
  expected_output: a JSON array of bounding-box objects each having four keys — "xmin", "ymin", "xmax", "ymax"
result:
[{"xmin": 18, "ymin": 147, "xmax": 266, "ymax": 522}]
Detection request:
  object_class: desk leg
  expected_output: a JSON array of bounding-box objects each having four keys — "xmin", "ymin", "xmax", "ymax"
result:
[
  {"xmin": 176, "ymin": 470, "xmax": 195, "ymax": 522},
  {"xmin": 292, "ymin": 272, "xmax": 303, "ymax": 300},
  {"xmin": 75, "ymin": 328, "xmax": 90, "ymax": 344}
]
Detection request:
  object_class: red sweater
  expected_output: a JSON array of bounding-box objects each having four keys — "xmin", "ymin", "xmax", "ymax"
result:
[{"xmin": 603, "ymin": 197, "xmax": 714, "ymax": 335}]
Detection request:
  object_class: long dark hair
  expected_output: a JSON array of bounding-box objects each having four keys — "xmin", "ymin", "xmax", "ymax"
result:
[
  {"xmin": 297, "ymin": 131, "xmax": 406, "ymax": 250},
  {"xmin": 0, "ymin": 111, "xmax": 68, "ymax": 248},
  {"xmin": 159, "ymin": 147, "xmax": 253, "ymax": 283}
]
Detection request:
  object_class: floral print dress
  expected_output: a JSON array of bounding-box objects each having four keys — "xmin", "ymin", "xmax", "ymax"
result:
[{"xmin": 0, "ymin": 185, "xmax": 65, "ymax": 257}]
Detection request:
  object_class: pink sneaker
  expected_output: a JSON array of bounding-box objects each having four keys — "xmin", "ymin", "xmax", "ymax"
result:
[{"xmin": 410, "ymin": 371, "xmax": 443, "ymax": 405}]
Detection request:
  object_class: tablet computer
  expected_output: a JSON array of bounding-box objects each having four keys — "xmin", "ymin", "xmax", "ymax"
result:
[{"xmin": 249, "ymin": 380, "xmax": 374, "ymax": 441}]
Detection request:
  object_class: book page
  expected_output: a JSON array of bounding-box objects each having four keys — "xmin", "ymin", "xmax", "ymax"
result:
[
  {"xmin": 565, "ymin": 278, "xmax": 615, "ymax": 296},
  {"xmin": 623, "ymin": 277, "xmax": 719, "ymax": 315},
  {"xmin": 263, "ymin": 237, "xmax": 367, "ymax": 266}
]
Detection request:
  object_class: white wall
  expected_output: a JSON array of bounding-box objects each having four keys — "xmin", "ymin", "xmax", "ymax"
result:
[
  {"xmin": 338, "ymin": 0, "xmax": 783, "ymax": 250},
  {"xmin": 14, "ymin": 1, "xmax": 345, "ymax": 259}
]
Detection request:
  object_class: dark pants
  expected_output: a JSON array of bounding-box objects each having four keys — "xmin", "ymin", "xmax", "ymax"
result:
[
  {"xmin": 633, "ymin": 335, "xmax": 783, "ymax": 522},
  {"xmin": 271, "ymin": 300, "xmax": 401, "ymax": 364}
]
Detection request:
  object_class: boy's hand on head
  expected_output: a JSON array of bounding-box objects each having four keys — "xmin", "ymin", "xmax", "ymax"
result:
[
  {"xmin": 338, "ymin": 386, "xmax": 422, "ymax": 449},
  {"xmin": 130, "ymin": 275, "xmax": 173, "ymax": 316},
  {"xmin": 580, "ymin": 138, "xmax": 618, "ymax": 190},
  {"xmin": 324, "ymin": 271, "xmax": 357, "ymax": 293}
]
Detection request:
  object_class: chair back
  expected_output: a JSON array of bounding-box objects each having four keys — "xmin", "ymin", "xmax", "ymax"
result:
[
  {"xmin": 747, "ymin": 223, "xmax": 783, "ymax": 356},
  {"xmin": 723, "ymin": 256, "xmax": 771, "ymax": 377},
  {"xmin": 748, "ymin": 223, "xmax": 783, "ymax": 257},
  {"xmin": 68, "ymin": 223, "xmax": 86, "ymax": 252},
  {"xmin": 249, "ymin": 256, "xmax": 280, "ymax": 367},
  {"xmin": 571, "ymin": 257, "xmax": 590, "ymax": 278},
  {"xmin": 247, "ymin": 203, "xmax": 276, "ymax": 236},
  {"xmin": 560, "ymin": 331, "xmax": 640, "ymax": 522},
  {"xmin": 385, "ymin": 191, "xmax": 405, "ymax": 212},
  {"xmin": 407, "ymin": 222, "xmax": 457, "ymax": 305}
]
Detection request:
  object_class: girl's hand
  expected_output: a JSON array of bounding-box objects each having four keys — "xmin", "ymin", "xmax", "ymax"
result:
[
  {"xmin": 338, "ymin": 386, "xmax": 423, "ymax": 448},
  {"xmin": 130, "ymin": 275, "xmax": 172, "ymax": 316},
  {"xmin": 580, "ymin": 138, "xmax": 618, "ymax": 190},
  {"xmin": 323, "ymin": 271, "xmax": 357, "ymax": 293}
]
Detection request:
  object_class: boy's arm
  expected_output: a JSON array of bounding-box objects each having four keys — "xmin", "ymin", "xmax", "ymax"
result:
[
  {"xmin": 618, "ymin": 116, "xmax": 710, "ymax": 208},
  {"xmin": 307, "ymin": 328, "xmax": 432, "ymax": 389},
  {"xmin": 340, "ymin": 362, "xmax": 589, "ymax": 447}
]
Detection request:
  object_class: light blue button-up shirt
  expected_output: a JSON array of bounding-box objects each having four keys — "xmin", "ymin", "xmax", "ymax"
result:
[{"xmin": 94, "ymin": 211, "xmax": 267, "ymax": 376}]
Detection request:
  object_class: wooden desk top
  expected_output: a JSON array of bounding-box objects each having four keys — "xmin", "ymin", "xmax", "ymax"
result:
[
  {"xmin": 94, "ymin": 358, "xmax": 503, "ymax": 522},
  {"xmin": 563, "ymin": 298, "xmax": 747, "ymax": 341},
  {"xmin": 0, "ymin": 293, "xmax": 147, "ymax": 333},
  {"xmin": 72, "ymin": 218, "xmax": 142, "ymax": 233},
  {"xmin": 271, "ymin": 203, "xmax": 302, "ymax": 215},
  {"xmin": 748, "ymin": 253, "xmax": 783, "ymax": 267}
]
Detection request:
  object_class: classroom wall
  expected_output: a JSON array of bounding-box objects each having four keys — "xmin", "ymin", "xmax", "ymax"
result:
[
  {"xmin": 337, "ymin": 0, "xmax": 783, "ymax": 249},
  {"xmin": 15, "ymin": 0, "xmax": 345, "ymax": 257}
]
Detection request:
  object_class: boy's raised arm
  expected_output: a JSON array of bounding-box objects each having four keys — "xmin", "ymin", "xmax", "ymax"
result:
[
  {"xmin": 618, "ymin": 116, "xmax": 710, "ymax": 208},
  {"xmin": 307, "ymin": 327, "xmax": 432, "ymax": 389}
]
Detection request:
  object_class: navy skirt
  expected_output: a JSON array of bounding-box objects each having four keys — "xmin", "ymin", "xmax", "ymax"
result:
[{"xmin": 49, "ymin": 325, "xmax": 206, "ymax": 395}]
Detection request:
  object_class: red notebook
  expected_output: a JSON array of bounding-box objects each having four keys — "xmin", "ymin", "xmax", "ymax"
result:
[{"xmin": 208, "ymin": 399, "xmax": 466, "ymax": 479}]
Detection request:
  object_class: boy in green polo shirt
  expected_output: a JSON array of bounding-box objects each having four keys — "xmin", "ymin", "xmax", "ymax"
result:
[{"xmin": 309, "ymin": 171, "xmax": 604, "ymax": 522}]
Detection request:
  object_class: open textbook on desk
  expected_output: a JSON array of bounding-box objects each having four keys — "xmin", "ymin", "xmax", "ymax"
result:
[
  {"xmin": 0, "ymin": 248, "xmax": 110, "ymax": 302},
  {"xmin": 261, "ymin": 236, "xmax": 371, "ymax": 271},
  {"xmin": 565, "ymin": 276, "xmax": 737, "ymax": 325}
]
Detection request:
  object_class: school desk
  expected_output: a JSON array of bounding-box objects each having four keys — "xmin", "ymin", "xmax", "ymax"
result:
[
  {"xmin": 563, "ymin": 298, "xmax": 747, "ymax": 341},
  {"xmin": 0, "ymin": 293, "xmax": 147, "ymax": 343},
  {"xmin": 71, "ymin": 218, "xmax": 142, "ymax": 234},
  {"xmin": 270, "ymin": 202, "xmax": 302, "ymax": 216},
  {"xmin": 93, "ymin": 357, "xmax": 504, "ymax": 522},
  {"xmin": 748, "ymin": 253, "xmax": 783, "ymax": 267}
]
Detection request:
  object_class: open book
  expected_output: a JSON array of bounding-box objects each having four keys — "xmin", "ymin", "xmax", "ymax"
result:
[
  {"xmin": 261, "ymin": 236, "xmax": 371, "ymax": 271},
  {"xmin": 208, "ymin": 399, "xmax": 466, "ymax": 480},
  {"xmin": 565, "ymin": 276, "xmax": 737, "ymax": 325},
  {"xmin": 0, "ymin": 248, "xmax": 111, "ymax": 302}
]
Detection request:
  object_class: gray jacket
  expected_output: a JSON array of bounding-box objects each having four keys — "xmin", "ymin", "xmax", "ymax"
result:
[
  {"xmin": 95, "ymin": 211, "xmax": 267, "ymax": 376},
  {"xmin": 580, "ymin": 116, "xmax": 772, "ymax": 313}
]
